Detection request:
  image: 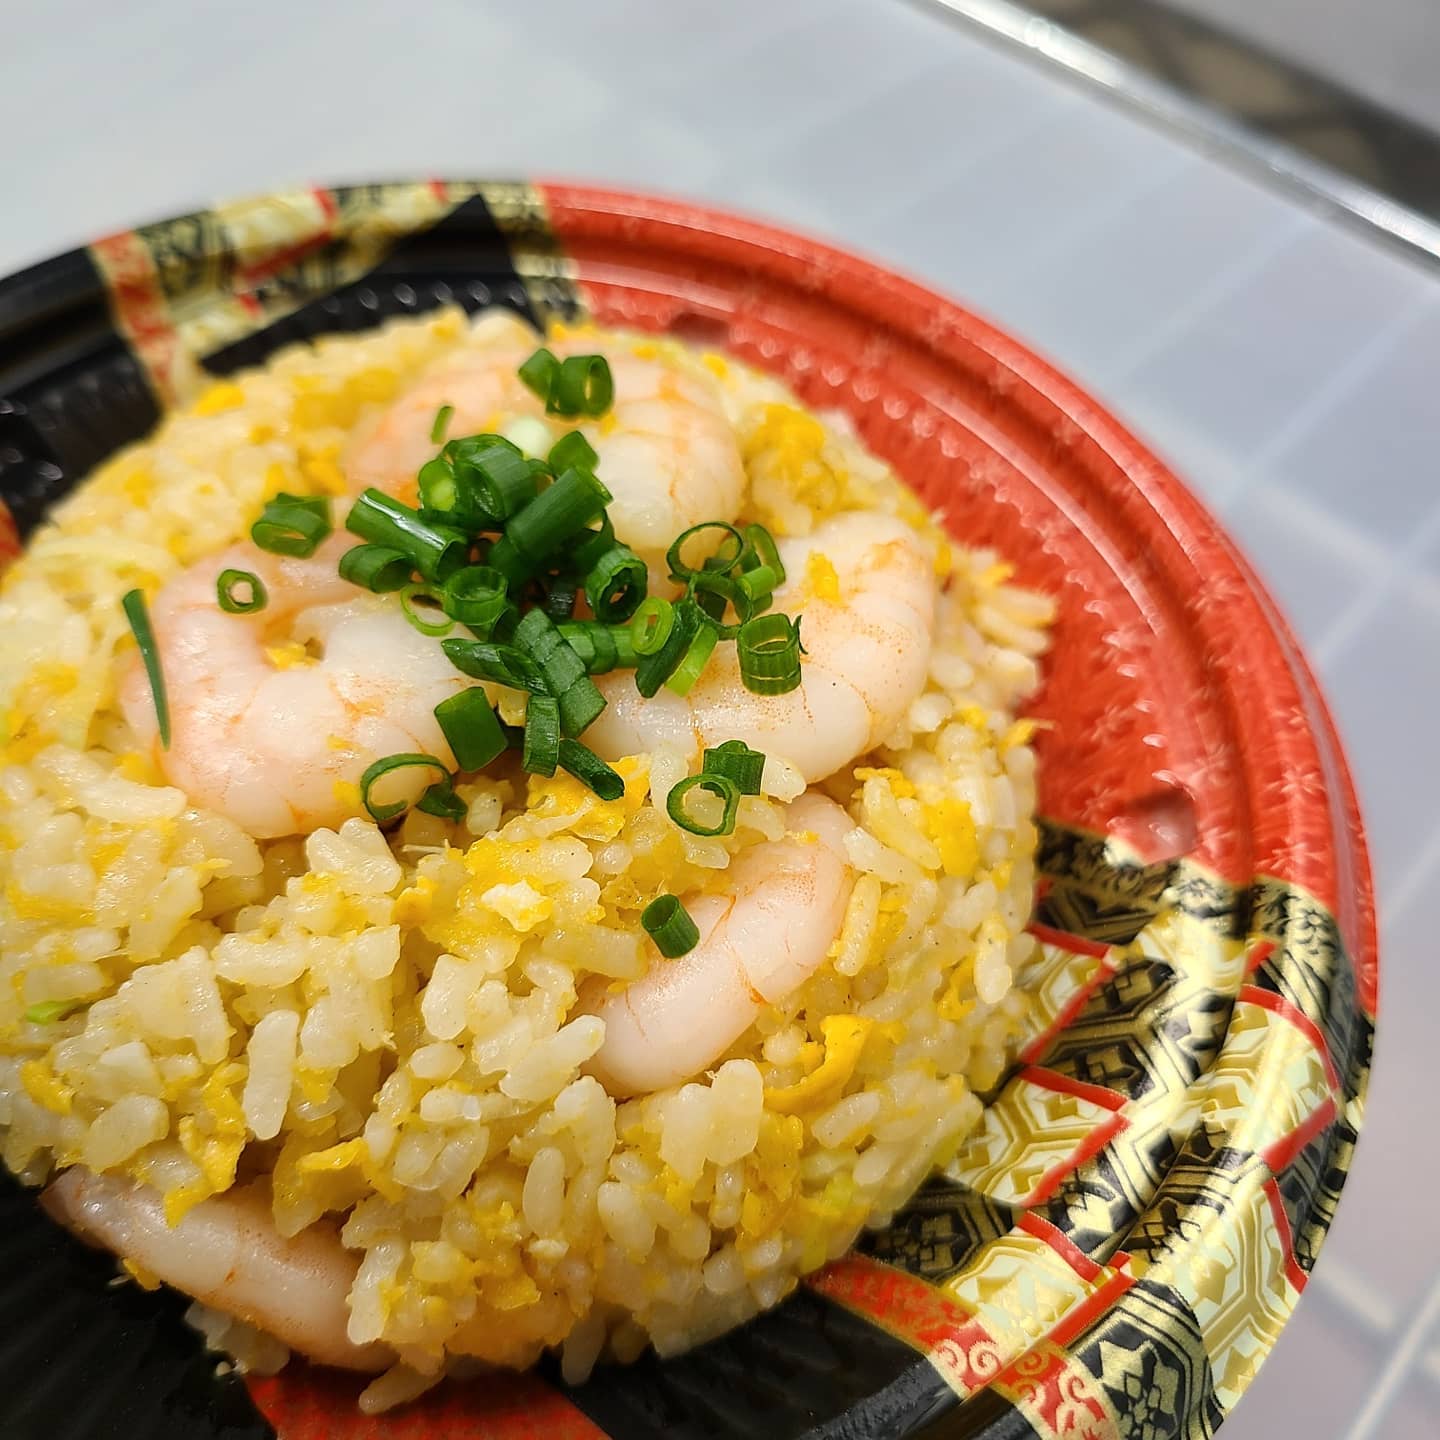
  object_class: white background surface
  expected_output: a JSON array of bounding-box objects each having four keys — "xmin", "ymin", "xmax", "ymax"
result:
[{"xmin": 3, "ymin": 1, "xmax": 1437, "ymax": 1435}]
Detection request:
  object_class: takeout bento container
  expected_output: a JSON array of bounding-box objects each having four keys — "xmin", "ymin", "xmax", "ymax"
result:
[{"xmin": 0, "ymin": 182, "xmax": 1376, "ymax": 1440}]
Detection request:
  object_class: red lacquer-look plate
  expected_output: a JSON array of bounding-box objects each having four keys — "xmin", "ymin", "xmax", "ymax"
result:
[{"xmin": 0, "ymin": 182, "xmax": 1375, "ymax": 1440}]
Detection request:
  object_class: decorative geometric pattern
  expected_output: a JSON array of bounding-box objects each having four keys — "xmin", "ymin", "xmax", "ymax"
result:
[{"xmin": 0, "ymin": 184, "xmax": 1377, "ymax": 1440}]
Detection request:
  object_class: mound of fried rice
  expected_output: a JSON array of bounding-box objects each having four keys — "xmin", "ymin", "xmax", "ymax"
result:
[{"xmin": 0, "ymin": 307, "xmax": 1053, "ymax": 1409}]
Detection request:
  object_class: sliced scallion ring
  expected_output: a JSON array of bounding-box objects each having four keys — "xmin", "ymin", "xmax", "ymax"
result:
[
  {"xmin": 216, "ymin": 568, "xmax": 267, "ymax": 614},
  {"xmin": 252, "ymin": 493, "xmax": 332, "ymax": 558},
  {"xmin": 736, "ymin": 612, "xmax": 803, "ymax": 695},
  {"xmin": 702, "ymin": 739, "xmax": 766, "ymax": 795},
  {"xmin": 400, "ymin": 583, "xmax": 455, "ymax": 637},
  {"xmin": 642, "ymin": 893, "xmax": 700, "ymax": 958},
  {"xmin": 359, "ymin": 753, "xmax": 456, "ymax": 824},
  {"xmin": 434, "ymin": 688, "xmax": 508, "ymax": 772},
  {"xmin": 666, "ymin": 521, "xmax": 745, "ymax": 581},
  {"xmin": 665, "ymin": 773, "xmax": 742, "ymax": 837},
  {"xmin": 340, "ymin": 544, "xmax": 413, "ymax": 593}
]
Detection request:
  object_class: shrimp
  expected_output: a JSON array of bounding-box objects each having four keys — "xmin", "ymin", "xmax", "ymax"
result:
[
  {"xmin": 343, "ymin": 337, "xmax": 746, "ymax": 554},
  {"xmin": 585, "ymin": 792, "xmax": 855, "ymax": 1095},
  {"xmin": 119, "ymin": 535, "xmax": 468, "ymax": 839},
  {"xmin": 43, "ymin": 1168, "xmax": 391, "ymax": 1372},
  {"xmin": 586, "ymin": 511, "xmax": 936, "ymax": 785}
]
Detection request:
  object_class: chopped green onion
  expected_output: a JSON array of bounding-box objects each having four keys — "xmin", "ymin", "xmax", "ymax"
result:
[
  {"xmin": 400, "ymin": 583, "xmax": 455, "ymax": 637},
  {"xmin": 584, "ymin": 545, "xmax": 647, "ymax": 624},
  {"xmin": 548, "ymin": 430, "xmax": 598, "ymax": 474},
  {"xmin": 549, "ymin": 355, "xmax": 614, "ymax": 417},
  {"xmin": 417, "ymin": 456, "xmax": 463, "ymax": 519},
  {"xmin": 642, "ymin": 893, "xmax": 700, "ymax": 958},
  {"xmin": 434, "ymin": 688, "xmax": 508, "ymax": 772},
  {"xmin": 666, "ymin": 521, "xmax": 745, "ymax": 581},
  {"xmin": 359, "ymin": 753, "xmax": 455, "ymax": 824},
  {"xmin": 485, "ymin": 534, "xmax": 538, "ymax": 589},
  {"xmin": 666, "ymin": 773, "xmax": 742, "ymax": 836},
  {"xmin": 340, "ymin": 544, "xmax": 413, "ymax": 593},
  {"xmin": 703, "ymin": 740, "xmax": 766, "ymax": 795},
  {"xmin": 503, "ymin": 415, "xmax": 554, "ymax": 458},
  {"xmin": 629, "ymin": 597, "xmax": 675, "ymax": 657},
  {"xmin": 505, "ymin": 468, "xmax": 613, "ymax": 564},
  {"xmin": 739, "ymin": 523, "xmax": 786, "ymax": 587},
  {"xmin": 558, "ymin": 620, "xmax": 637, "ymax": 674},
  {"xmin": 430, "ymin": 404, "xmax": 455, "ymax": 445},
  {"xmin": 737, "ymin": 612, "xmax": 803, "ymax": 695},
  {"xmin": 734, "ymin": 564, "xmax": 780, "ymax": 605},
  {"xmin": 216, "ymin": 568, "xmax": 267, "ymax": 614},
  {"xmin": 514, "ymin": 608, "xmax": 607, "ymax": 736},
  {"xmin": 665, "ymin": 620, "xmax": 719, "ymax": 697},
  {"xmin": 571, "ymin": 513, "xmax": 616, "ymax": 576},
  {"xmin": 441, "ymin": 638, "xmax": 547, "ymax": 694},
  {"xmin": 441, "ymin": 565, "xmax": 508, "ymax": 631},
  {"xmin": 518, "ymin": 347, "xmax": 561, "ymax": 404},
  {"xmin": 634, "ymin": 599, "xmax": 704, "ymax": 698},
  {"xmin": 545, "ymin": 579, "xmax": 579, "ymax": 621},
  {"xmin": 522, "ymin": 693, "xmax": 561, "ymax": 775},
  {"xmin": 346, "ymin": 489, "xmax": 468, "ymax": 582},
  {"xmin": 416, "ymin": 774, "xmax": 468, "ymax": 822},
  {"xmin": 447, "ymin": 437, "xmax": 544, "ymax": 523},
  {"xmin": 558, "ymin": 677, "xmax": 606, "ymax": 738},
  {"xmin": 122, "ymin": 588, "xmax": 170, "ymax": 750},
  {"xmin": 252, "ymin": 493, "xmax": 332, "ymax": 558},
  {"xmin": 24, "ymin": 999, "xmax": 86, "ymax": 1025},
  {"xmin": 515, "ymin": 607, "xmax": 588, "ymax": 696},
  {"xmin": 557, "ymin": 739, "xmax": 625, "ymax": 800}
]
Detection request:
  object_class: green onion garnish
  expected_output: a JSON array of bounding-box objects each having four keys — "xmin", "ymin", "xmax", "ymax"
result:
[
  {"xmin": 505, "ymin": 467, "xmax": 613, "ymax": 565},
  {"xmin": 441, "ymin": 638, "xmax": 547, "ymax": 694},
  {"xmin": 666, "ymin": 773, "xmax": 741, "ymax": 836},
  {"xmin": 634, "ymin": 599, "xmax": 704, "ymax": 698},
  {"xmin": 339, "ymin": 544, "xmax": 413, "ymax": 593},
  {"xmin": 518, "ymin": 347, "xmax": 562, "ymax": 404},
  {"xmin": 737, "ymin": 612, "xmax": 803, "ymax": 695},
  {"xmin": 447, "ymin": 436, "xmax": 543, "ymax": 524},
  {"xmin": 584, "ymin": 545, "xmax": 647, "ymax": 624},
  {"xmin": 522, "ymin": 693, "xmax": 561, "ymax": 775},
  {"xmin": 630, "ymin": 597, "xmax": 675, "ymax": 657},
  {"xmin": 545, "ymin": 579, "xmax": 579, "ymax": 622},
  {"xmin": 24, "ymin": 999, "xmax": 86, "ymax": 1025},
  {"xmin": 518, "ymin": 349, "xmax": 615, "ymax": 418},
  {"xmin": 416, "ymin": 773, "xmax": 468, "ymax": 822},
  {"xmin": 558, "ymin": 621, "xmax": 637, "ymax": 674},
  {"xmin": 442, "ymin": 565, "xmax": 508, "ymax": 632},
  {"xmin": 513, "ymin": 608, "xmax": 607, "ymax": 737},
  {"xmin": 400, "ymin": 583, "xmax": 454, "ymax": 637},
  {"xmin": 252, "ymin": 493, "xmax": 332, "ymax": 558},
  {"xmin": 666, "ymin": 521, "xmax": 745, "ymax": 581},
  {"xmin": 122, "ymin": 588, "xmax": 170, "ymax": 750},
  {"xmin": 216, "ymin": 568, "xmax": 267, "ymax": 615},
  {"xmin": 550, "ymin": 355, "xmax": 614, "ymax": 417},
  {"xmin": 430, "ymin": 404, "xmax": 455, "ymax": 445},
  {"xmin": 434, "ymin": 688, "xmax": 508, "ymax": 772},
  {"xmin": 557, "ymin": 739, "xmax": 625, "ymax": 800},
  {"xmin": 739, "ymin": 523, "xmax": 786, "ymax": 587},
  {"xmin": 642, "ymin": 893, "xmax": 700, "ymax": 958},
  {"xmin": 571, "ymin": 513, "xmax": 617, "ymax": 576},
  {"xmin": 515, "ymin": 607, "xmax": 588, "ymax": 697},
  {"xmin": 665, "ymin": 620, "xmax": 719, "ymax": 697},
  {"xmin": 703, "ymin": 740, "xmax": 766, "ymax": 795},
  {"xmin": 549, "ymin": 430, "xmax": 599, "ymax": 473},
  {"xmin": 346, "ymin": 489, "xmax": 468, "ymax": 583},
  {"xmin": 359, "ymin": 752, "xmax": 457, "ymax": 824}
]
